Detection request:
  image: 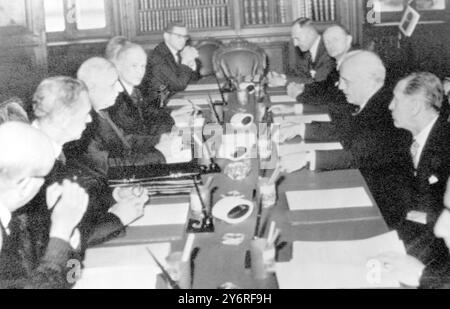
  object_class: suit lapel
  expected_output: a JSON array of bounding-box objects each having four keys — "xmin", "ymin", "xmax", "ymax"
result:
[{"xmin": 416, "ymin": 116, "xmax": 443, "ymax": 180}]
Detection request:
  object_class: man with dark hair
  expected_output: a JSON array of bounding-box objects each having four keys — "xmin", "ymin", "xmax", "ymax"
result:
[
  {"xmin": 389, "ymin": 72, "xmax": 450, "ymax": 266},
  {"xmin": 140, "ymin": 21, "xmax": 200, "ymax": 107}
]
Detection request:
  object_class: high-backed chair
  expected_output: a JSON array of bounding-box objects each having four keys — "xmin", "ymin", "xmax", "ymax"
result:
[
  {"xmin": 195, "ymin": 38, "xmax": 224, "ymax": 77},
  {"xmin": 213, "ymin": 38, "xmax": 267, "ymax": 83}
]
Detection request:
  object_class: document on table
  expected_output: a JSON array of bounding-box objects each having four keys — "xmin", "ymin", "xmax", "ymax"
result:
[
  {"xmin": 286, "ymin": 187, "xmax": 373, "ymax": 211},
  {"xmin": 167, "ymin": 98, "xmax": 210, "ymax": 107},
  {"xmin": 276, "ymin": 231, "xmax": 406, "ymax": 289},
  {"xmin": 131, "ymin": 202, "xmax": 190, "ymax": 227},
  {"xmin": 270, "ymin": 95, "xmax": 297, "ymax": 103},
  {"xmin": 185, "ymin": 83, "xmax": 219, "ymax": 92},
  {"xmin": 74, "ymin": 243, "xmax": 171, "ymax": 289},
  {"xmin": 278, "ymin": 142, "xmax": 343, "ymax": 156},
  {"xmin": 274, "ymin": 114, "xmax": 331, "ymax": 124}
]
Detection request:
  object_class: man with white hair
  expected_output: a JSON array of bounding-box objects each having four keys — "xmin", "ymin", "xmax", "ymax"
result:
[
  {"xmin": 108, "ymin": 43, "xmax": 194, "ymax": 148},
  {"xmin": 277, "ymin": 50, "xmax": 411, "ymax": 227},
  {"xmin": 0, "ymin": 122, "xmax": 88, "ymax": 288}
]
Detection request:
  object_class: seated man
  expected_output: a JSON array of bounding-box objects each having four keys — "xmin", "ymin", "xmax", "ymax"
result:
[
  {"xmin": 32, "ymin": 76, "xmax": 148, "ymax": 251},
  {"xmin": 276, "ymin": 51, "xmax": 411, "ymax": 228},
  {"xmin": 140, "ymin": 21, "xmax": 200, "ymax": 107},
  {"xmin": 0, "ymin": 122, "xmax": 88, "ymax": 289},
  {"xmin": 323, "ymin": 24, "xmax": 354, "ymax": 69},
  {"xmin": 108, "ymin": 43, "xmax": 194, "ymax": 144},
  {"xmin": 388, "ymin": 72, "xmax": 450, "ymax": 264},
  {"xmin": 268, "ymin": 18, "xmax": 336, "ymax": 104},
  {"xmin": 375, "ymin": 177, "xmax": 450, "ymax": 289}
]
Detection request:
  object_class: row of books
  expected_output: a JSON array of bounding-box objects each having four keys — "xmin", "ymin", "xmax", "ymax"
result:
[
  {"xmin": 138, "ymin": 0, "xmax": 229, "ymax": 10},
  {"xmin": 277, "ymin": 0, "xmax": 336, "ymax": 24},
  {"xmin": 138, "ymin": 6, "xmax": 230, "ymax": 32},
  {"xmin": 242, "ymin": 0, "xmax": 271, "ymax": 25}
]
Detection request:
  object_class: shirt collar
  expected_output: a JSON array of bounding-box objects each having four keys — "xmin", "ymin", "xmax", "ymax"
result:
[
  {"xmin": 119, "ymin": 79, "xmax": 134, "ymax": 97},
  {"xmin": 309, "ymin": 36, "xmax": 321, "ymax": 62},
  {"xmin": 31, "ymin": 120, "xmax": 61, "ymax": 159},
  {"xmin": 0, "ymin": 202, "xmax": 11, "ymax": 235},
  {"xmin": 166, "ymin": 43, "xmax": 180, "ymax": 63},
  {"xmin": 414, "ymin": 116, "xmax": 439, "ymax": 146}
]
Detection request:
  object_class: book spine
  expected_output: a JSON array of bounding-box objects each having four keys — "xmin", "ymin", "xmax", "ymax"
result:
[
  {"xmin": 257, "ymin": 0, "xmax": 264, "ymax": 24},
  {"xmin": 250, "ymin": 0, "xmax": 257, "ymax": 25},
  {"xmin": 330, "ymin": 0, "xmax": 335, "ymax": 21},
  {"xmin": 262, "ymin": 0, "xmax": 269, "ymax": 24},
  {"xmin": 244, "ymin": 0, "xmax": 250, "ymax": 25},
  {"xmin": 319, "ymin": 0, "xmax": 324, "ymax": 21}
]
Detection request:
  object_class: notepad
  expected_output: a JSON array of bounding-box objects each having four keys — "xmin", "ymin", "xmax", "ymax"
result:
[
  {"xmin": 131, "ymin": 202, "xmax": 190, "ymax": 227},
  {"xmin": 270, "ymin": 95, "xmax": 297, "ymax": 103},
  {"xmin": 286, "ymin": 187, "xmax": 373, "ymax": 211},
  {"xmin": 279, "ymin": 142, "xmax": 343, "ymax": 156},
  {"xmin": 276, "ymin": 231, "xmax": 406, "ymax": 289},
  {"xmin": 74, "ymin": 243, "xmax": 170, "ymax": 289},
  {"xmin": 274, "ymin": 114, "xmax": 331, "ymax": 124},
  {"xmin": 167, "ymin": 98, "xmax": 210, "ymax": 107},
  {"xmin": 185, "ymin": 84, "xmax": 219, "ymax": 92}
]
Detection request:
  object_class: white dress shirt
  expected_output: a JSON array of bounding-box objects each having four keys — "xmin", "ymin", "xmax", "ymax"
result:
[
  {"xmin": 413, "ymin": 116, "xmax": 439, "ymax": 169},
  {"xmin": 0, "ymin": 202, "xmax": 12, "ymax": 236},
  {"xmin": 309, "ymin": 36, "xmax": 321, "ymax": 63}
]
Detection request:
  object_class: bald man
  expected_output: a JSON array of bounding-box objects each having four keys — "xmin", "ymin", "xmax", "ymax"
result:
[
  {"xmin": 0, "ymin": 122, "xmax": 88, "ymax": 288},
  {"xmin": 278, "ymin": 50, "xmax": 411, "ymax": 227}
]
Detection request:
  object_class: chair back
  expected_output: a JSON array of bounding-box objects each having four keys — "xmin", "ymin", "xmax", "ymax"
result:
[
  {"xmin": 195, "ymin": 38, "xmax": 224, "ymax": 77},
  {"xmin": 213, "ymin": 39, "xmax": 267, "ymax": 82}
]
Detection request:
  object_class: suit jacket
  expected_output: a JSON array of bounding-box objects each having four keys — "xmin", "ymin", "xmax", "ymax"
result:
[
  {"xmin": 396, "ymin": 115, "xmax": 450, "ymax": 264},
  {"xmin": 303, "ymin": 86, "xmax": 412, "ymax": 227},
  {"xmin": 140, "ymin": 42, "xmax": 200, "ymax": 107},
  {"xmin": 288, "ymin": 37, "xmax": 336, "ymax": 86},
  {"xmin": 108, "ymin": 87, "xmax": 174, "ymax": 143}
]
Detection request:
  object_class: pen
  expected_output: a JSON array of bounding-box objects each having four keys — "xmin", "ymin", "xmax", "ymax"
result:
[
  {"xmin": 253, "ymin": 196, "xmax": 263, "ymax": 239},
  {"xmin": 146, "ymin": 247, "xmax": 181, "ymax": 289}
]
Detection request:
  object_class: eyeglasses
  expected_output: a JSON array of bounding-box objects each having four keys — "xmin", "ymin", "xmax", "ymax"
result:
[{"xmin": 168, "ymin": 32, "xmax": 190, "ymax": 40}]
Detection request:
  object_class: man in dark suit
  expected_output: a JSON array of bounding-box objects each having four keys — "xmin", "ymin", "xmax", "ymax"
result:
[
  {"xmin": 389, "ymin": 72, "xmax": 450, "ymax": 266},
  {"xmin": 140, "ymin": 22, "xmax": 200, "ymax": 107},
  {"xmin": 278, "ymin": 51, "xmax": 411, "ymax": 227},
  {"xmin": 376, "ymin": 177, "xmax": 450, "ymax": 289},
  {"xmin": 0, "ymin": 122, "xmax": 88, "ymax": 289},
  {"xmin": 109, "ymin": 43, "xmax": 194, "ymax": 146},
  {"xmin": 285, "ymin": 18, "xmax": 336, "ymax": 104}
]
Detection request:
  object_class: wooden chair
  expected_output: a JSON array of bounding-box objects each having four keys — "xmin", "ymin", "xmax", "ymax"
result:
[
  {"xmin": 195, "ymin": 38, "xmax": 224, "ymax": 77},
  {"xmin": 213, "ymin": 38, "xmax": 267, "ymax": 83}
]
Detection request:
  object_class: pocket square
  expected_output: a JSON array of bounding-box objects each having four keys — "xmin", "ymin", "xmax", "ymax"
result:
[
  {"xmin": 406, "ymin": 211, "xmax": 427, "ymax": 225},
  {"xmin": 428, "ymin": 175, "xmax": 439, "ymax": 185}
]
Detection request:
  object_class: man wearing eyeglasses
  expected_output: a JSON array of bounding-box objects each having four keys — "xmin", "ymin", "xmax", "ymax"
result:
[{"xmin": 140, "ymin": 21, "xmax": 200, "ymax": 108}]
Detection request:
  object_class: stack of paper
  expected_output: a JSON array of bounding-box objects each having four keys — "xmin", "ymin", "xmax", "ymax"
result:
[
  {"xmin": 270, "ymin": 95, "xmax": 297, "ymax": 103},
  {"xmin": 279, "ymin": 142, "xmax": 343, "ymax": 156},
  {"xmin": 274, "ymin": 114, "xmax": 331, "ymax": 124},
  {"xmin": 185, "ymin": 84, "xmax": 219, "ymax": 92},
  {"xmin": 131, "ymin": 202, "xmax": 190, "ymax": 227},
  {"xmin": 276, "ymin": 231, "xmax": 406, "ymax": 289},
  {"xmin": 74, "ymin": 243, "xmax": 171, "ymax": 289},
  {"xmin": 286, "ymin": 187, "xmax": 373, "ymax": 211}
]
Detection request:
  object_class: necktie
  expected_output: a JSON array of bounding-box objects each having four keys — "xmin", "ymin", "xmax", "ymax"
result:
[
  {"xmin": 176, "ymin": 51, "xmax": 182, "ymax": 64},
  {"xmin": 410, "ymin": 139, "xmax": 420, "ymax": 168}
]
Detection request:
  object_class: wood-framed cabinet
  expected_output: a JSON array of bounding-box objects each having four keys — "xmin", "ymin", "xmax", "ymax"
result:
[{"xmin": 0, "ymin": 0, "xmax": 47, "ymax": 102}]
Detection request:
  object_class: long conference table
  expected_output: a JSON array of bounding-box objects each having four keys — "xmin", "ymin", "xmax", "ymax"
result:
[{"xmin": 93, "ymin": 77, "xmax": 390, "ymax": 289}]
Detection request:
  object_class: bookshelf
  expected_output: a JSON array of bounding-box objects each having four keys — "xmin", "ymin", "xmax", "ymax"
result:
[
  {"xmin": 136, "ymin": 0, "xmax": 233, "ymax": 34},
  {"xmin": 241, "ymin": 0, "xmax": 337, "ymax": 27}
]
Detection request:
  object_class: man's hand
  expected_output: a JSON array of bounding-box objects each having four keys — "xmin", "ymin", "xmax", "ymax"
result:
[
  {"xmin": 267, "ymin": 71, "xmax": 287, "ymax": 87},
  {"xmin": 109, "ymin": 193, "xmax": 149, "ymax": 226},
  {"xmin": 280, "ymin": 152, "xmax": 309, "ymax": 173},
  {"xmin": 374, "ymin": 252, "xmax": 425, "ymax": 287},
  {"xmin": 287, "ymin": 82, "xmax": 305, "ymax": 99},
  {"xmin": 269, "ymin": 105, "xmax": 295, "ymax": 115},
  {"xmin": 181, "ymin": 46, "xmax": 199, "ymax": 69},
  {"xmin": 48, "ymin": 180, "xmax": 89, "ymax": 242}
]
